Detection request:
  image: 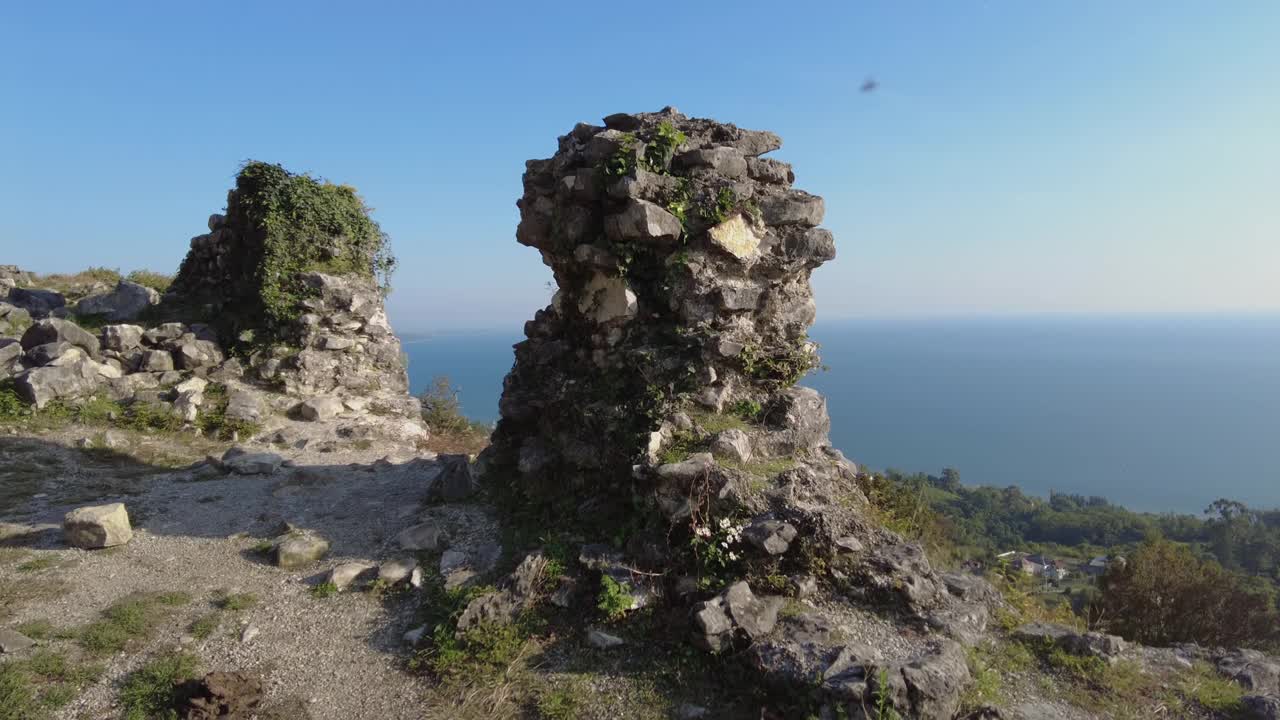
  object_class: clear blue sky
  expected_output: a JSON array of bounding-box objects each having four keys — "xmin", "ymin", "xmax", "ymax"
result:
[{"xmin": 3, "ymin": 1, "xmax": 1277, "ymax": 332}]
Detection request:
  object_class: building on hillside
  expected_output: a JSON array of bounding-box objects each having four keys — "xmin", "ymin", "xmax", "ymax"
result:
[
  {"xmin": 1014, "ymin": 556, "xmax": 1045, "ymax": 576},
  {"xmin": 1084, "ymin": 555, "xmax": 1112, "ymax": 577}
]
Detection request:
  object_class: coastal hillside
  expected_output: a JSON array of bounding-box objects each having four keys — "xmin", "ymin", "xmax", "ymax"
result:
[{"xmin": 1, "ymin": 112, "xmax": 1278, "ymax": 720}]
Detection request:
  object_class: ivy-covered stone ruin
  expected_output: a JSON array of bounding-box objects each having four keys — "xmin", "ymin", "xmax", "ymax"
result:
[{"xmin": 166, "ymin": 162, "xmax": 417, "ymax": 419}]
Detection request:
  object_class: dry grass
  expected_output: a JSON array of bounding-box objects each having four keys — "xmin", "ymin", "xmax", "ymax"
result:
[{"xmin": 0, "ymin": 576, "xmax": 71, "ymax": 622}]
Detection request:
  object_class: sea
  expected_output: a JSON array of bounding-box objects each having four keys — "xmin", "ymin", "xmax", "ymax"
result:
[{"xmin": 399, "ymin": 315, "xmax": 1280, "ymax": 515}]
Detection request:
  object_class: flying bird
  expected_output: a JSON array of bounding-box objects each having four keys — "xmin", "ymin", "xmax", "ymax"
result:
[{"xmin": 860, "ymin": 77, "xmax": 878, "ymax": 93}]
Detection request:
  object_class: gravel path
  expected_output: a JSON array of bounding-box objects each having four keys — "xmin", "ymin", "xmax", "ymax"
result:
[{"xmin": 0, "ymin": 425, "xmax": 497, "ymax": 719}]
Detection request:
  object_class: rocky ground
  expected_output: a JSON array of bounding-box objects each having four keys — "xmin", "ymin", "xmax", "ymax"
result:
[
  {"xmin": 5, "ymin": 418, "xmax": 1277, "ymax": 720},
  {"xmin": 1, "ymin": 422, "xmax": 454, "ymax": 719}
]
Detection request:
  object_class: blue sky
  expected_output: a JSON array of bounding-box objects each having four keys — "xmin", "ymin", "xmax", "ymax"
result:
[{"xmin": 3, "ymin": 1, "xmax": 1277, "ymax": 332}]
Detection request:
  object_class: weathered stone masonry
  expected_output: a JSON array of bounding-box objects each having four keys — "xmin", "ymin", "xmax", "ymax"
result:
[{"xmin": 483, "ymin": 107, "xmax": 837, "ymax": 518}]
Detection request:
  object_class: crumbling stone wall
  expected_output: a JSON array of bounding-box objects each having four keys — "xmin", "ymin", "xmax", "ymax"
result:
[
  {"xmin": 483, "ymin": 108, "xmax": 837, "ymax": 520},
  {"xmin": 166, "ymin": 163, "xmax": 414, "ymax": 418},
  {"xmin": 477, "ymin": 110, "xmax": 980, "ymax": 719}
]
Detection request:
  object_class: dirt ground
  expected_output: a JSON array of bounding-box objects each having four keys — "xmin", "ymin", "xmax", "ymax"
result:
[{"xmin": 0, "ymin": 423, "xmax": 502, "ymax": 720}]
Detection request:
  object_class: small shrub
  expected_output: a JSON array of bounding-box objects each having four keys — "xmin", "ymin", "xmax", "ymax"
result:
[
  {"xmin": 642, "ymin": 120, "xmax": 686, "ymax": 172},
  {"xmin": 125, "ymin": 270, "xmax": 173, "ymax": 292},
  {"xmin": 310, "ymin": 581, "xmax": 339, "ymax": 599},
  {"xmin": 189, "ymin": 613, "xmax": 221, "ymax": 640},
  {"xmin": 688, "ymin": 518, "xmax": 747, "ymax": 591},
  {"xmin": 214, "ymin": 592, "xmax": 257, "ymax": 612},
  {"xmin": 728, "ymin": 399, "xmax": 762, "ymax": 422},
  {"xmin": 420, "ymin": 376, "xmax": 472, "ymax": 434},
  {"xmin": 537, "ymin": 685, "xmax": 582, "ymax": 720},
  {"xmin": 0, "ymin": 383, "xmax": 29, "ymax": 422},
  {"xmin": 699, "ymin": 186, "xmax": 739, "ymax": 225},
  {"xmin": 961, "ymin": 644, "xmax": 1005, "ymax": 710},
  {"xmin": 118, "ymin": 652, "xmax": 199, "ymax": 720},
  {"xmin": 1179, "ymin": 661, "xmax": 1245, "ymax": 713},
  {"xmin": 596, "ymin": 575, "xmax": 634, "ymax": 620},
  {"xmin": 871, "ymin": 667, "xmax": 902, "ymax": 719}
]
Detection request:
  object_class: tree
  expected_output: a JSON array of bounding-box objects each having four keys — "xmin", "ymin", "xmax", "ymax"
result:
[{"xmin": 1092, "ymin": 538, "xmax": 1279, "ymax": 650}]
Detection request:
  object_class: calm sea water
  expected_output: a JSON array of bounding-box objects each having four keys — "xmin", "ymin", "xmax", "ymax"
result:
[{"xmin": 401, "ymin": 316, "xmax": 1280, "ymax": 514}]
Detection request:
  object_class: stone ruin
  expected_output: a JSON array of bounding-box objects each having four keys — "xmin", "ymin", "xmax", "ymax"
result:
[
  {"xmin": 1, "ymin": 163, "xmax": 422, "ymax": 444},
  {"xmin": 479, "ymin": 109, "xmax": 991, "ymax": 718},
  {"xmin": 166, "ymin": 163, "xmax": 417, "ymax": 421}
]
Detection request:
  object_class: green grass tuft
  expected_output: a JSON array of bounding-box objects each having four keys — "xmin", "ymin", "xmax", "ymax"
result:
[{"xmin": 119, "ymin": 652, "xmax": 199, "ymax": 720}]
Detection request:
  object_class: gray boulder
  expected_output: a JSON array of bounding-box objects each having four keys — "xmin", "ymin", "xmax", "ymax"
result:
[
  {"xmin": 433, "ymin": 454, "xmax": 479, "ymax": 502},
  {"xmin": 218, "ymin": 447, "xmax": 283, "ymax": 475},
  {"xmin": 396, "ymin": 521, "xmax": 447, "ymax": 552},
  {"xmin": 101, "ymin": 324, "xmax": 144, "ymax": 351},
  {"xmin": 13, "ymin": 361, "xmax": 105, "ymax": 408},
  {"xmin": 587, "ymin": 628, "xmax": 624, "ymax": 649},
  {"xmin": 274, "ymin": 531, "xmax": 329, "ymax": 569},
  {"xmin": 0, "ymin": 302, "xmax": 32, "ymax": 335},
  {"xmin": 74, "ymin": 280, "xmax": 159, "ymax": 321},
  {"xmin": 759, "ymin": 190, "xmax": 825, "ymax": 227},
  {"xmin": 379, "ymin": 555, "xmax": 419, "ymax": 585},
  {"xmin": 1013, "ymin": 623, "xmax": 1127, "ymax": 662},
  {"xmin": 604, "ymin": 199, "xmax": 683, "ymax": 245},
  {"xmin": 327, "ymin": 562, "xmax": 376, "ymax": 590},
  {"xmin": 21, "ymin": 318, "xmax": 100, "ymax": 355},
  {"xmin": 710, "ymin": 428, "xmax": 752, "ymax": 463},
  {"xmin": 224, "ymin": 388, "xmax": 264, "ymax": 424},
  {"xmin": 692, "ymin": 581, "xmax": 783, "ymax": 652},
  {"xmin": 741, "ymin": 517, "xmax": 798, "ymax": 556},
  {"xmin": 0, "ymin": 338, "xmax": 22, "ymax": 373},
  {"xmin": 764, "ymin": 386, "xmax": 830, "ymax": 454},
  {"xmin": 139, "ymin": 349, "xmax": 174, "ymax": 372},
  {"xmin": 7, "ymin": 287, "xmax": 65, "ymax": 318},
  {"xmin": 173, "ymin": 339, "xmax": 223, "ymax": 370},
  {"xmin": 0, "ymin": 628, "xmax": 36, "ymax": 654},
  {"xmin": 143, "ymin": 322, "xmax": 186, "ymax": 345},
  {"xmin": 298, "ymin": 395, "xmax": 344, "ymax": 422},
  {"xmin": 675, "ymin": 147, "xmax": 748, "ymax": 178},
  {"xmin": 1218, "ymin": 649, "xmax": 1280, "ymax": 695},
  {"xmin": 63, "ymin": 503, "xmax": 133, "ymax": 548},
  {"xmin": 1244, "ymin": 695, "xmax": 1280, "ymax": 720},
  {"xmin": 455, "ymin": 552, "xmax": 548, "ymax": 634},
  {"xmin": 25, "ymin": 341, "xmax": 79, "ymax": 366}
]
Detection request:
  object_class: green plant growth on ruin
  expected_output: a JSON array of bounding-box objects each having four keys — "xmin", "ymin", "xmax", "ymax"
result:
[
  {"xmin": 602, "ymin": 121, "xmax": 687, "ymax": 179},
  {"xmin": 596, "ymin": 575, "xmax": 635, "ymax": 620},
  {"xmin": 699, "ymin": 186, "xmax": 739, "ymax": 226},
  {"xmin": 737, "ymin": 338, "xmax": 820, "ymax": 389},
  {"xmin": 643, "ymin": 120, "xmax": 687, "ymax": 172},
  {"xmin": 196, "ymin": 383, "xmax": 261, "ymax": 440},
  {"xmin": 177, "ymin": 160, "xmax": 395, "ymax": 342}
]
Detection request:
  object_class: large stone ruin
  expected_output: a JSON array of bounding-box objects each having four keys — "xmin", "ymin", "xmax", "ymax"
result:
[
  {"xmin": 484, "ymin": 107, "xmax": 832, "ymax": 512},
  {"xmin": 480, "ymin": 109, "xmax": 990, "ymax": 717},
  {"xmin": 1, "ymin": 162, "xmax": 421, "ymax": 442},
  {"xmin": 165, "ymin": 162, "xmax": 419, "ymax": 422}
]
